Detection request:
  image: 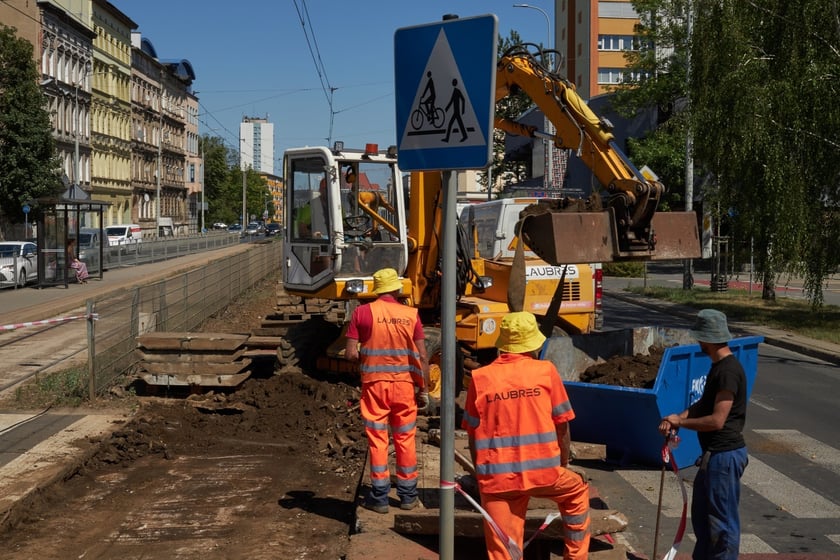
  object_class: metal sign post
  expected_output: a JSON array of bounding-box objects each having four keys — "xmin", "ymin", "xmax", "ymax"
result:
[{"xmin": 395, "ymin": 14, "xmax": 498, "ymax": 560}]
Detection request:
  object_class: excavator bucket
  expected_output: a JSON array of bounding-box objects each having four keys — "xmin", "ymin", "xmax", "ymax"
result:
[{"xmin": 519, "ymin": 210, "xmax": 701, "ymax": 264}]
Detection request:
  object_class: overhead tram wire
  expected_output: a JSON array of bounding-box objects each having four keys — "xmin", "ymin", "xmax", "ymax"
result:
[{"xmin": 292, "ymin": 0, "xmax": 337, "ymax": 144}]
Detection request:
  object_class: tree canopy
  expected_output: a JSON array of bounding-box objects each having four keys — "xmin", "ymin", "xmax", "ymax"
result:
[
  {"xmin": 200, "ymin": 134, "xmax": 271, "ymax": 226},
  {"xmin": 613, "ymin": 0, "xmax": 840, "ymax": 306},
  {"xmin": 0, "ymin": 25, "xmax": 62, "ymax": 236}
]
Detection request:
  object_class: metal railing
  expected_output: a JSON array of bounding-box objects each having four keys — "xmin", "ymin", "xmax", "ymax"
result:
[{"xmin": 84, "ymin": 241, "xmax": 282, "ymax": 397}]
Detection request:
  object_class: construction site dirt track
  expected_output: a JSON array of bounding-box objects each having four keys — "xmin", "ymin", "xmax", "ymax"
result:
[
  {"xmin": 0, "ymin": 276, "xmax": 655, "ymax": 559},
  {"xmin": 0, "ymin": 278, "xmax": 369, "ymax": 560}
]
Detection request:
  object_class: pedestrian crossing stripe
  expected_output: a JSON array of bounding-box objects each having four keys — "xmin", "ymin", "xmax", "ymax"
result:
[
  {"xmin": 753, "ymin": 429, "xmax": 840, "ymax": 477},
  {"xmin": 616, "ymin": 429, "xmax": 840, "ymax": 519}
]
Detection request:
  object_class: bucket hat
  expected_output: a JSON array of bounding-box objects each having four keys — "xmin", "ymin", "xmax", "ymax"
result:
[
  {"xmin": 496, "ymin": 311, "xmax": 546, "ymax": 354},
  {"xmin": 373, "ymin": 268, "xmax": 403, "ymax": 294},
  {"xmin": 690, "ymin": 309, "xmax": 732, "ymax": 343}
]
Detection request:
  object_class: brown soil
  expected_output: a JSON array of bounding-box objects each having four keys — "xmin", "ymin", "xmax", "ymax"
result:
[
  {"xmin": 0, "ymin": 276, "xmax": 370, "ymax": 560},
  {"xmin": 578, "ymin": 346, "xmax": 666, "ymax": 389}
]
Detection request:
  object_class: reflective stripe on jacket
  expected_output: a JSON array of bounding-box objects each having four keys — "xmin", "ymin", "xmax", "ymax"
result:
[
  {"xmin": 359, "ymin": 299, "xmax": 423, "ymax": 385},
  {"xmin": 462, "ymin": 353, "xmax": 575, "ymax": 494}
]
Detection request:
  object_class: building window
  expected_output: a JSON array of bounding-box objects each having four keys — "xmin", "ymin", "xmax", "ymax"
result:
[
  {"xmin": 597, "ymin": 67, "xmax": 650, "ymax": 85},
  {"xmin": 598, "ymin": 35, "xmax": 641, "ymax": 51}
]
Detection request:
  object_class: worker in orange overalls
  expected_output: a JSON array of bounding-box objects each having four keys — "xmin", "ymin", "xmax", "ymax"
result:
[
  {"xmin": 345, "ymin": 267, "xmax": 430, "ymax": 513},
  {"xmin": 462, "ymin": 311, "xmax": 590, "ymax": 560}
]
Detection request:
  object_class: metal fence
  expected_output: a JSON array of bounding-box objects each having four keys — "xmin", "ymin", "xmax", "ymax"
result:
[{"xmin": 84, "ymin": 241, "xmax": 282, "ymax": 397}]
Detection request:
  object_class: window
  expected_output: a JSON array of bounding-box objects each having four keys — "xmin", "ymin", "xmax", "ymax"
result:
[
  {"xmin": 597, "ymin": 67, "xmax": 651, "ymax": 85},
  {"xmin": 598, "ymin": 35, "xmax": 639, "ymax": 51}
]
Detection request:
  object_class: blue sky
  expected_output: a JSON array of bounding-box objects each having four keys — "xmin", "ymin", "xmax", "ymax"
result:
[{"xmin": 111, "ymin": 1, "xmax": 553, "ymax": 164}]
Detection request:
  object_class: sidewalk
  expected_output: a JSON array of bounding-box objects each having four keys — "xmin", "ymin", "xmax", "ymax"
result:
[
  {"xmin": 603, "ymin": 277, "xmax": 840, "ymax": 366},
  {"xmin": 0, "ymin": 243, "xmax": 254, "ymax": 328}
]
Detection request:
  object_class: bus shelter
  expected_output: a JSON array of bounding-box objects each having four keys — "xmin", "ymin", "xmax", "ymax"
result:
[{"xmin": 35, "ymin": 185, "xmax": 110, "ymax": 288}]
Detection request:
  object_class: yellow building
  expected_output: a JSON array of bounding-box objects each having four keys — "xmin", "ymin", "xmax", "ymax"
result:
[{"xmin": 90, "ymin": 0, "xmax": 135, "ymax": 225}]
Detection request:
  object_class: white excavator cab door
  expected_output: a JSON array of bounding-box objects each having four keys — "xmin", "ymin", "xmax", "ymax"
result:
[{"xmin": 283, "ymin": 145, "xmax": 408, "ymax": 293}]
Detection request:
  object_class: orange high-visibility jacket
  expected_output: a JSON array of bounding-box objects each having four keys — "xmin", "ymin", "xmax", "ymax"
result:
[
  {"xmin": 462, "ymin": 353, "xmax": 575, "ymax": 494},
  {"xmin": 359, "ymin": 299, "xmax": 424, "ymax": 387}
]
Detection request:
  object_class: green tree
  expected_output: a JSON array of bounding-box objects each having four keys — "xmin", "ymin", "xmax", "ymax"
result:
[
  {"xmin": 200, "ymin": 135, "xmax": 240, "ymax": 225},
  {"xmin": 0, "ymin": 25, "xmax": 61, "ymax": 235},
  {"xmin": 610, "ymin": 0, "xmax": 692, "ymax": 210},
  {"xmin": 691, "ymin": 0, "xmax": 840, "ymax": 305},
  {"xmin": 478, "ymin": 30, "xmax": 531, "ymax": 197}
]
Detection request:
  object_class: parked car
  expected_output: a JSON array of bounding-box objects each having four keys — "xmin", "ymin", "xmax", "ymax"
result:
[
  {"xmin": 105, "ymin": 224, "xmax": 142, "ymax": 253},
  {"xmin": 0, "ymin": 241, "xmax": 38, "ymax": 288},
  {"xmin": 77, "ymin": 228, "xmax": 109, "ymax": 274},
  {"xmin": 245, "ymin": 222, "xmax": 264, "ymax": 236},
  {"xmin": 264, "ymin": 223, "xmax": 281, "ymax": 237},
  {"xmin": 227, "ymin": 223, "xmax": 242, "ymax": 233},
  {"xmin": 212, "ymin": 222, "xmax": 228, "ymax": 230}
]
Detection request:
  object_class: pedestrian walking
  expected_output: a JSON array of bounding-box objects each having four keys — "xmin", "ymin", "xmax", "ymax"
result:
[
  {"xmin": 659, "ymin": 309, "xmax": 749, "ymax": 560},
  {"xmin": 461, "ymin": 311, "xmax": 590, "ymax": 560},
  {"xmin": 345, "ymin": 267, "xmax": 430, "ymax": 513}
]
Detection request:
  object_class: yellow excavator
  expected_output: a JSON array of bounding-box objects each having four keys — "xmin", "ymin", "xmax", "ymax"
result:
[{"xmin": 278, "ymin": 44, "xmax": 700, "ymax": 392}]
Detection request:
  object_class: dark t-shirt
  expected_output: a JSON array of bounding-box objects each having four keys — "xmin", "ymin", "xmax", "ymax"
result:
[{"xmin": 691, "ymin": 354, "xmax": 747, "ymax": 452}]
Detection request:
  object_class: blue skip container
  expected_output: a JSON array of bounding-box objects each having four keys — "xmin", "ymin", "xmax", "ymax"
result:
[{"xmin": 542, "ymin": 329, "xmax": 762, "ymax": 469}]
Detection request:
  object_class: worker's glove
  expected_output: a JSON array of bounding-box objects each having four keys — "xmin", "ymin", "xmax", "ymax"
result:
[{"xmin": 416, "ymin": 390, "xmax": 430, "ymax": 413}]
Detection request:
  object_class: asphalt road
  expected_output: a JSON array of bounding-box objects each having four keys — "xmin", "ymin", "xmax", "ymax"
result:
[{"xmin": 597, "ymin": 293, "xmax": 840, "ymax": 556}]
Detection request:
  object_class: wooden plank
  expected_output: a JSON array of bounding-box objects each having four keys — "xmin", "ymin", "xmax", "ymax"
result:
[
  {"xmin": 139, "ymin": 370, "xmax": 252, "ymax": 387},
  {"xmin": 393, "ymin": 508, "xmax": 627, "ymax": 539},
  {"xmin": 246, "ymin": 336, "xmax": 286, "ymax": 348},
  {"xmin": 140, "ymin": 358, "xmax": 251, "ymax": 376},
  {"xmin": 136, "ymin": 348, "xmax": 246, "ymax": 362},
  {"xmin": 137, "ymin": 333, "xmax": 248, "ymax": 352}
]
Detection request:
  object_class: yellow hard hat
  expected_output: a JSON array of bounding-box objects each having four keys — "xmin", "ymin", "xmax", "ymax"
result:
[
  {"xmin": 496, "ymin": 311, "xmax": 546, "ymax": 354},
  {"xmin": 372, "ymin": 268, "xmax": 402, "ymax": 294}
]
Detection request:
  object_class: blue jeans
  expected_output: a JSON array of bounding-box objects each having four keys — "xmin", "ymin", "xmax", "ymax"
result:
[{"xmin": 691, "ymin": 446, "xmax": 748, "ymax": 560}]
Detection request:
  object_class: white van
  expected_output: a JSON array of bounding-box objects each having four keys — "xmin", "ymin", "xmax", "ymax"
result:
[{"xmin": 105, "ymin": 224, "xmax": 142, "ymax": 253}]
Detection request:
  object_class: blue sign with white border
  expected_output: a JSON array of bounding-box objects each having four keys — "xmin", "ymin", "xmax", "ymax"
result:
[{"xmin": 394, "ymin": 14, "xmax": 498, "ymax": 171}]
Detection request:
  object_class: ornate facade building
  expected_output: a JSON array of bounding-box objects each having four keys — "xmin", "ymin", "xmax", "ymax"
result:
[
  {"xmin": 39, "ymin": 1, "xmax": 96, "ymax": 198},
  {"xmin": 90, "ymin": 0, "xmax": 135, "ymax": 225}
]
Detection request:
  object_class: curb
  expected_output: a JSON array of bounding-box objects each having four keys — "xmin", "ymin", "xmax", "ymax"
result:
[{"xmin": 604, "ymin": 289, "xmax": 840, "ymax": 366}]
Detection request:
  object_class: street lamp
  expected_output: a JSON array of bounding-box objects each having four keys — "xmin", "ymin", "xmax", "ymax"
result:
[{"xmin": 513, "ymin": 3, "xmax": 554, "ymax": 191}]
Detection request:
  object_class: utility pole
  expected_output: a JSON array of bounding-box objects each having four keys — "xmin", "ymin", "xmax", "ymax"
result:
[
  {"xmin": 683, "ymin": 1, "xmax": 695, "ymax": 289},
  {"xmin": 513, "ymin": 3, "xmax": 554, "ymax": 191},
  {"xmin": 201, "ymin": 142, "xmax": 206, "ymax": 233}
]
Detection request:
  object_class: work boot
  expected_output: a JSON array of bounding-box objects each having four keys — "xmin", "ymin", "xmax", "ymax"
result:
[
  {"xmin": 399, "ymin": 498, "xmax": 419, "ymax": 510},
  {"xmin": 362, "ymin": 501, "xmax": 389, "ymax": 514}
]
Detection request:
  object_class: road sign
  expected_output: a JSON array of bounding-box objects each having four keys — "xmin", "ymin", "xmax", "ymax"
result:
[
  {"xmin": 22, "ymin": 204, "xmax": 30, "ymax": 214},
  {"xmin": 395, "ymin": 14, "xmax": 498, "ymax": 171}
]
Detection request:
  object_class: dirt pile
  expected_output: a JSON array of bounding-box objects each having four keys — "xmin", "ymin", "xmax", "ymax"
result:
[
  {"xmin": 0, "ymin": 277, "xmax": 373, "ymax": 560},
  {"xmin": 578, "ymin": 346, "xmax": 666, "ymax": 389}
]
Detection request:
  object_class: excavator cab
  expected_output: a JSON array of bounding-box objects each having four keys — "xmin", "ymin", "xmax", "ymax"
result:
[{"xmin": 283, "ymin": 144, "xmax": 409, "ymax": 295}]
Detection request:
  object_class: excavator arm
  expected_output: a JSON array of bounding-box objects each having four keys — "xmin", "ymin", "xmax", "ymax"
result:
[{"xmin": 494, "ymin": 45, "xmax": 700, "ymax": 264}]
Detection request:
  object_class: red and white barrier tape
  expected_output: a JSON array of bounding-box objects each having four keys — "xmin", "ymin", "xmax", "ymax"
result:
[
  {"xmin": 444, "ymin": 479, "xmax": 562, "ymax": 560},
  {"xmin": 660, "ymin": 434, "xmax": 688, "ymax": 560},
  {"xmin": 1, "ymin": 313, "xmax": 99, "ymax": 332}
]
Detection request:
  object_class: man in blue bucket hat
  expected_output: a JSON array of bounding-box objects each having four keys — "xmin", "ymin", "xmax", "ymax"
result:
[{"xmin": 658, "ymin": 309, "xmax": 749, "ymax": 560}]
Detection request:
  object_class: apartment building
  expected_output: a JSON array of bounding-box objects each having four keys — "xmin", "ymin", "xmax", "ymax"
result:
[
  {"xmin": 239, "ymin": 116, "xmax": 274, "ymax": 175},
  {"xmin": 90, "ymin": 0, "xmax": 135, "ymax": 225},
  {"xmin": 556, "ymin": 0, "xmax": 640, "ymax": 100}
]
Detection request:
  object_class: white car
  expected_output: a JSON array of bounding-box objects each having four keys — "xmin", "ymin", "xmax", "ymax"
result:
[
  {"xmin": 0, "ymin": 241, "xmax": 38, "ymax": 288},
  {"xmin": 77, "ymin": 228, "xmax": 109, "ymax": 274}
]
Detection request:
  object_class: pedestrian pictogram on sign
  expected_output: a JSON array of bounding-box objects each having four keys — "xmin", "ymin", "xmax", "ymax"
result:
[{"xmin": 395, "ymin": 15, "xmax": 498, "ymax": 171}]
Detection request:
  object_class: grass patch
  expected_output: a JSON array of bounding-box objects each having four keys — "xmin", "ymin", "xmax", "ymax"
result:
[
  {"xmin": 6, "ymin": 367, "xmax": 90, "ymax": 409},
  {"xmin": 627, "ymin": 286, "xmax": 840, "ymax": 345}
]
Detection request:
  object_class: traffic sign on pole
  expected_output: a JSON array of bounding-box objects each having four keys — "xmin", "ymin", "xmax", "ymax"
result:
[{"xmin": 394, "ymin": 14, "xmax": 498, "ymax": 171}]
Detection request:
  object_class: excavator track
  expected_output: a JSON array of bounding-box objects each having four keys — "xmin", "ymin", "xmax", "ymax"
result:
[{"xmin": 273, "ymin": 284, "xmax": 344, "ymax": 374}]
